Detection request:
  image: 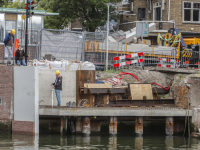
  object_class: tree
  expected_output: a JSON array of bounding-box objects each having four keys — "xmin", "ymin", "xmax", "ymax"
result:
[{"xmin": 39, "ymin": 0, "xmax": 120, "ymax": 31}]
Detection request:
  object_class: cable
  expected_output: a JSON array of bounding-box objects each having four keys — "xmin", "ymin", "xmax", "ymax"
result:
[{"xmin": 110, "ymin": 72, "xmax": 171, "ymax": 90}]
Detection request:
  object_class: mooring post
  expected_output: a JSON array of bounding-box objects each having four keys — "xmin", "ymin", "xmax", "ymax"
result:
[
  {"xmin": 82, "ymin": 117, "xmax": 91, "ymax": 135},
  {"xmin": 60, "ymin": 117, "xmax": 64, "ymax": 134},
  {"xmin": 109, "ymin": 116, "xmax": 117, "ymax": 135},
  {"xmin": 135, "ymin": 117, "xmax": 143, "ymax": 135},
  {"xmin": 76, "ymin": 117, "xmax": 82, "ymax": 134},
  {"xmin": 166, "ymin": 117, "xmax": 174, "ymax": 135}
]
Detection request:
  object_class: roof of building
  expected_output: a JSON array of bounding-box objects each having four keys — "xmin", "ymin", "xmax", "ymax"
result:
[{"xmin": 0, "ymin": 7, "xmax": 59, "ymax": 16}]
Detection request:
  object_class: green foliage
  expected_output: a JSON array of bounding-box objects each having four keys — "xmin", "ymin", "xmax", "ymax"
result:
[
  {"xmin": 2, "ymin": 0, "xmax": 40, "ymax": 9},
  {"xmin": 44, "ymin": 16, "xmax": 68, "ymax": 29},
  {"xmin": 39, "ymin": 0, "xmax": 120, "ymax": 31},
  {"xmin": 178, "ymin": 74, "xmax": 183, "ymax": 78},
  {"xmin": 106, "ymin": 67, "xmax": 121, "ymax": 74}
]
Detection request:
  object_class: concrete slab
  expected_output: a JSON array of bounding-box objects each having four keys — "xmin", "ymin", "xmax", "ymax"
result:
[
  {"xmin": 39, "ymin": 107, "xmax": 192, "ymax": 117},
  {"xmin": 39, "ymin": 70, "xmax": 76, "ymax": 106},
  {"xmin": 147, "ymin": 67, "xmax": 199, "ymax": 74}
]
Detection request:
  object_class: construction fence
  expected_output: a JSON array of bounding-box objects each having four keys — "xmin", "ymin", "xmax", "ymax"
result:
[
  {"xmin": 17, "ymin": 26, "xmax": 199, "ymax": 70},
  {"xmin": 113, "ymin": 50, "xmax": 200, "ymax": 69}
]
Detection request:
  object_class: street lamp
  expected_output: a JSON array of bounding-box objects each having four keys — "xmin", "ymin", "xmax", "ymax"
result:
[
  {"xmin": 104, "ymin": 3, "xmax": 113, "ymax": 71},
  {"xmin": 104, "ymin": 2, "xmax": 129, "ymax": 71}
]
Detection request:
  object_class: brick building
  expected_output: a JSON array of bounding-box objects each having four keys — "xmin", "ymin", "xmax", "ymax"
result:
[{"xmin": 120, "ymin": 0, "xmax": 200, "ymax": 32}]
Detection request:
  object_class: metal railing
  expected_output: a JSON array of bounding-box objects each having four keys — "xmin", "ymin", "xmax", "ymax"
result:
[{"xmin": 112, "ymin": 49, "xmax": 199, "ymax": 69}]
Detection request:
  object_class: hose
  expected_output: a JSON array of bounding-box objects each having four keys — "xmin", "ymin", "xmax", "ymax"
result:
[{"xmin": 113, "ymin": 72, "xmax": 171, "ymax": 90}]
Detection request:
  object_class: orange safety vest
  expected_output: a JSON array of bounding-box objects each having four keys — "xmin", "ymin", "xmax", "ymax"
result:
[{"xmin": 14, "ymin": 39, "xmax": 19, "ymax": 57}]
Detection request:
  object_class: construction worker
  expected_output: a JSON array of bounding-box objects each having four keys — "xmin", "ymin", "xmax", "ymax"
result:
[
  {"xmin": 15, "ymin": 47, "xmax": 27, "ymax": 66},
  {"xmin": 51, "ymin": 70, "xmax": 62, "ymax": 106},
  {"xmin": 4, "ymin": 29, "xmax": 15, "ymax": 65}
]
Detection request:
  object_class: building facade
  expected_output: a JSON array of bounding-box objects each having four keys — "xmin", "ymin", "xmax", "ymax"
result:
[{"xmin": 121, "ymin": 0, "xmax": 200, "ymax": 32}]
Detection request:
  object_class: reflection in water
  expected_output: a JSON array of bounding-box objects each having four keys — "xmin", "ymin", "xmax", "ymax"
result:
[
  {"xmin": 1, "ymin": 133, "xmax": 200, "ymax": 149},
  {"xmin": 108, "ymin": 136, "xmax": 117, "ymax": 150},
  {"xmin": 165, "ymin": 135, "xmax": 174, "ymax": 149},
  {"xmin": 135, "ymin": 136, "xmax": 143, "ymax": 150}
]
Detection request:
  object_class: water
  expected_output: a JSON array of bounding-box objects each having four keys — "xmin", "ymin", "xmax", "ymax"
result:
[{"xmin": 0, "ymin": 134, "xmax": 200, "ymax": 150}]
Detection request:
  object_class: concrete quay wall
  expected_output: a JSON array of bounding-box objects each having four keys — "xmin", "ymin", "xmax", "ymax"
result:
[{"xmin": 39, "ymin": 107, "xmax": 193, "ymax": 117}]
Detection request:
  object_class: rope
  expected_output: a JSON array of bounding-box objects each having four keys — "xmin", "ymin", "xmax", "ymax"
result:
[{"xmin": 68, "ymin": 60, "xmax": 78, "ymax": 70}]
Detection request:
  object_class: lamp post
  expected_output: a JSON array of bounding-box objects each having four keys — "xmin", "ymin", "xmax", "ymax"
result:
[{"xmin": 104, "ymin": 3, "xmax": 112, "ymax": 71}]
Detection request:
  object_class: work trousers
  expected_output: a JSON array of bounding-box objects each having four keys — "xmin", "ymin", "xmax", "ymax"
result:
[
  {"xmin": 17, "ymin": 60, "xmax": 26, "ymax": 66},
  {"xmin": 6, "ymin": 46, "xmax": 13, "ymax": 63},
  {"xmin": 55, "ymin": 89, "xmax": 61, "ymax": 106}
]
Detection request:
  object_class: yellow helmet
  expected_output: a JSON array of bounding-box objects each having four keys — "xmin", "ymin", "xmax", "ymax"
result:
[
  {"xmin": 55, "ymin": 70, "xmax": 60, "ymax": 74},
  {"xmin": 11, "ymin": 29, "xmax": 15, "ymax": 34}
]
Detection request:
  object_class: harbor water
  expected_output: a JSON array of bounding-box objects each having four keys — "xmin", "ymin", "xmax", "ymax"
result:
[{"xmin": 1, "ymin": 133, "xmax": 200, "ymax": 149}]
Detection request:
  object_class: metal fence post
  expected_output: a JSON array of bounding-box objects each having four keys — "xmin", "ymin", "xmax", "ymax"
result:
[{"xmin": 82, "ymin": 32, "xmax": 85, "ymax": 62}]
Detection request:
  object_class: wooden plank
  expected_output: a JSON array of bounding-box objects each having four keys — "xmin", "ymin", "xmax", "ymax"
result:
[
  {"xmin": 84, "ymin": 83, "xmax": 112, "ymax": 88},
  {"xmin": 129, "ymin": 84, "xmax": 153, "ymax": 100},
  {"xmin": 103, "ymin": 95, "xmax": 109, "ymax": 104},
  {"xmin": 76, "ymin": 70, "xmax": 95, "ymax": 106}
]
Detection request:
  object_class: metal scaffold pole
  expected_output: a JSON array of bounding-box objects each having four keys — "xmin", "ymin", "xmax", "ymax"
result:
[
  {"xmin": 106, "ymin": 4, "xmax": 109, "ymax": 71},
  {"xmin": 25, "ymin": 0, "xmax": 28, "ymax": 65}
]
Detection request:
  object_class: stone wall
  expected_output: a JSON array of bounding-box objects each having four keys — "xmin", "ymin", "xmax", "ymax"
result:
[
  {"xmin": 171, "ymin": 74, "xmax": 200, "ymax": 108},
  {"xmin": 0, "ymin": 66, "xmax": 14, "ymax": 132},
  {"xmin": 12, "ymin": 120, "xmax": 35, "ymax": 135}
]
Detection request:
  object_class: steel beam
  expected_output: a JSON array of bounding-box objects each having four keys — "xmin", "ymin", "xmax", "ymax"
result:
[{"xmin": 82, "ymin": 88, "xmax": 169, "ymax": 94}]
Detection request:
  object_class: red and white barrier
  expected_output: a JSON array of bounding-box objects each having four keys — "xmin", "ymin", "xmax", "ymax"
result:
[
  {"xmin": 157, "ymin": 57, "xmax": 179, "ymax": 69},
  {"xmin": 113, "ymin": 52, "xmax": 144, "ymax": 61},
  {"xmin": 114, "ymin": 59, "xmax": 144, "ymax": 67},
  {"xmin": 158, "ymin": 58, "xmax": 179, "ymax": 63},
  {"xmin": 113, "ymin": 52, "xmax": 144, "ymax": 68}
]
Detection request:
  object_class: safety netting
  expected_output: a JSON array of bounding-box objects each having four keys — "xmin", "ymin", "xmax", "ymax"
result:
[{"xmin": 41, "ymin": 29, "xmax": 84, "ymax": 61}]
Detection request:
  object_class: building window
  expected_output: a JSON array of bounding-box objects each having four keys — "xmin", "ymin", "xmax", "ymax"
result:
[
  {"xmin": 153, "ymin": 2, "xmax": 161, "ymax": 21},
  {"xmin": 0, "ymin": 98, "xmax": 2, "ymax": 105},
  {"xmin": 183, "ymin": 2, "xmax": 200, "ymax": 23},
  {"xmin": 138, "ymin": 8, "xmax": 146, "ymax": 21}
]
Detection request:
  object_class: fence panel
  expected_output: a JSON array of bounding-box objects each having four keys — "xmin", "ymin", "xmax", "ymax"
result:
[{"xmin": 40, "ymin": 29, "xmax": 84, "ymax": 61}]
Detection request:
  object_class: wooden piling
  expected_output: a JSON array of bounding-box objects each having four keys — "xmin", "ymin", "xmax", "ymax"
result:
[
  {"xmin": 64, "ymin": 117, "xmax": 67, "ymax": 132},
  {"xmin": 135, "ymin": 117, "xmax": 143, "ymax": 135},
  {"xmin": 166, "ymin": 117, "xmax": 174, "ymax": 135},
  {"xmin": 69, "ymin": 117, "xmax": 75, "ymax": 134},
  {"xmin": 76, "ymin": 117, "xmax": 82, "ymax": 133},
  {"xmin": 82, "ymin": 117, "xmax": 91, "ymax": 135},
  {"xmin": 60, "ymin": 117, "xmax": 64, "ymax": 134},
  {"xmin": 109, "ymin": 116, "xmax": 117, "ymax": 135}
]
